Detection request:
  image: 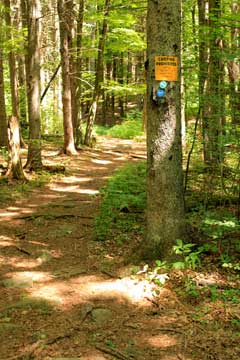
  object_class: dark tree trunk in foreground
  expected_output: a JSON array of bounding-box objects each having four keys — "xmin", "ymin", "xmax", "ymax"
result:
[
  {"xmin": 58, "ymin": 0, "xmax": 77, "ymax": 155},
  {"xmin": 142, "ymin": 0, "xmax": 185, "ymax": 260}
]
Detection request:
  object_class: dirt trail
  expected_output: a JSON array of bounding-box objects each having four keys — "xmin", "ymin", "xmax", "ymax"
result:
[{"xmin": 0, "ymin": 138, "xmax": 239, "ymax": 360}]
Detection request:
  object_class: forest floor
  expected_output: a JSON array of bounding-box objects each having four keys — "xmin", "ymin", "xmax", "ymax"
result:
[{"xmin": 0, "ymin": 137, "xmax": 239, "ymax": 360}]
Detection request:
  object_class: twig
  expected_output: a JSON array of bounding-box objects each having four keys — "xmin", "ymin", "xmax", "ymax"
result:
[
  {"xmin": 144, "ymin": 296, "xmax": 159, "ymax": 307},
  {"xmin": 95, "ymin": 344, "xmax": 131, "ymax": 360},
  {"xmin": 14, "ymin": 246, "xmax": 31, "ymax": 256}
]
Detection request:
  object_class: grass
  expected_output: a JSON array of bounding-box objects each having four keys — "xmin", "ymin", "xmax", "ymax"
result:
[{"xmin": 94, "ymin": 161, "xmax": 146, "ymax": 242}]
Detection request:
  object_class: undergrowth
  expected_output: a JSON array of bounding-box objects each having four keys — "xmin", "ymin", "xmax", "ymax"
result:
[
  {"xmin": 94, "ymin": 160, "xmax": 240, "ymax": 273},
  {"xmin": 94, "ymin": 161, "xmax": 146, "ymax": 242},
  {"xmin": 94, "ymin": 110, "xmax": 144, "ymax": 140}
]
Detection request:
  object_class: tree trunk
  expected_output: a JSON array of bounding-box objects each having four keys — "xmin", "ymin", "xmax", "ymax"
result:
[
  {"xmin": 57, "ymin": 0, "xmax": 77, "ymax": 155},
  {"xmin": 6, "ymin": 116, "xmax": 26, "ymax": 180},
  {"xmin": 0, "ymin": 49, "xmax": 8, "ymax": 147},
  {"xmin": 4, "ymin": 0, "xmax": 26, "ymax": 148},
  {"xmin": 84, "ymin": 0, "xmax": 111, "ymax": 146},
  {"xmin": 23, "ymin": 0, "xmax": 42, "ymax": 170},
  {"xmin": 203, "ymin": 0, "xmax": 223, "ymax": 165},
  {"xmin": 228, "ymin": 2, "xmax": 239, "ymax": 125},
  {"xmin": 142, "ymin": 0, "xmax": 185, "ymax": 260},
  {"xmin": 75, "ymin": 0, "xmax": 84, "ymax": 147}
]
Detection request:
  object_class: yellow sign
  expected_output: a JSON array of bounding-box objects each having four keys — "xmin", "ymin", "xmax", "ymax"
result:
[{"xmin": 155, "ymin": 56, "xmax": 178, "ymax": 81}]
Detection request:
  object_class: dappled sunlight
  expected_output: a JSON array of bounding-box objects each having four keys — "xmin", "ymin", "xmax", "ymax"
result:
[
  {"xmin": 91, "ymin": 158, "xmax": 112, "ymax": 165},
  {"xmin": 28, "ymin": 274, "xmax": 163, "ymax": 310},
  {"xmin": 30, "ymin": 281, "xmax": 76, "ymax": 306},
  {"xmin": 5, "ymin": 270, "xmax": 54, "ymax": 283},
  {"xmin": 145, "ymin": 333, "xmax": 177, "ymax": 348},
  {"xmin": 57, "ymin": 176, "xmax": 93, "ymax": 184},
  {"xmin": 83, "ymin": 277, "xmax": 159, "ymax": 303},
  {"xmin": 1, "ymin": 256, "xmax": 43, "ymax": 269},
  {"xmin": 30, "ymin": 283, "xmax": 67, "ymax": 305},
  {"xmin": 49, "ymin": 183, "xmax": 99, "ymax": 195},
  {"xmin": 0, "ymin": 235, "xmax": 15, "ymax": 247}
]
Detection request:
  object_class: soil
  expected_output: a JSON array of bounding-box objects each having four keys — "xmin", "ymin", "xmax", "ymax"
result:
[{"xmin": 0, "ymin": 138, "xmax": 239, "ymax": 360}]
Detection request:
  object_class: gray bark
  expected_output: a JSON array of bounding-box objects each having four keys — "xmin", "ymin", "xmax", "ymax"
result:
[
  {"xmin": 58, "ymin": 0, "xmax": 77, "ymax": 155},
  {"xmin": 0, "ymin": 49, "xmax": 8, "ymax": 147},
  {"xmin": 24, "ymin": 0, "xmax": 42, "ymax": 170},
  {"xmin": 142, "ymin": 0, "xmax": 185, "ymax": 260}
]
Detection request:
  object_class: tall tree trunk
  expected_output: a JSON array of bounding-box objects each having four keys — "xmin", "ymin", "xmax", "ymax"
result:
[
  {"xmin": 198, "ymin": 0, "xmax": 209, "ymax": 162},
  {"xmin": 24, "ymin": 0, "xmax": 42, "ymax": 170},
  {"xmin": 58, "ymin": 0, "xmax": 77, "ymax": 155},
  {"xmin": 228, "ymin": 2, "xmax": 239, "ymax": 124},
  {"xmin": 142, "ymin": 0, "xmax": 185, "ymax": 260},
  {"xmin": 0, "ymin": 48, "xmax": 8, "ymax": 147},
  {"xmin": 204, "ymin": 0, "xmax": 223, "ymax": 165},
  {"xmin": 75, "ymin": 0, "xmax": 84, "ymax": 147},
  {"xmin": 84, "ymin": 0, "xmax": 111, "ymax": 146},
  {"xmin": 4, "ymin": 0, "xmax": 26, "ymax": 148}
]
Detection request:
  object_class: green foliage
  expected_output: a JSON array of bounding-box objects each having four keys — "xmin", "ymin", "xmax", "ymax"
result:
[
  {"xmin": 95, "ymin": 110, "xmax": 144, "ymax": 139},
  {"xmin": 0, "ymin": 147, "xmax": 8, "ymax": 162},
  {"xmin": 107, "ymin": 28, "xmax": 146, "ymax": 52},
  {"xmin": 94, "ymin": 161, "xmax": 146, "ymax": 241},
  {"xmin": 172, "ymin": 239, "xmax": 201, "ymax": 270}
]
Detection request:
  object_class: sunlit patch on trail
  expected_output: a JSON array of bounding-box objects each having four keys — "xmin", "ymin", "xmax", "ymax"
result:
[
  {"xmin": 145, "ymin": 333, "xmax": 177, "ymax": 348},
  {"xmin": 1, "ymin": 257, "xmax": 42, "ymax": 269},
  {"xmin": 28, "ymin": 274, "xmax": 163, "ymax": 309},
  {"xmin": 0, "ymin": 235, "xmax": 15, "ymax": 247},
  {"xmin": 49, "ymin": 183, "xmax": 99, "ymax": 195},
  {"xmin": 5, "ymin": 271, "xmax": 54, "ymax": 284},
  {"xmin": 91, "ymin": 159, "xmax": 112, "ymax": 165},
  {"xmin": 57, "ymin": 175, "xmax": 93, "ymax": 183}
]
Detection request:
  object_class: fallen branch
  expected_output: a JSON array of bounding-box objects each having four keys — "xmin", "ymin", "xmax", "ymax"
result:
[{"xmin": 95, "ymin": 344, "xmax": 132, "ymax": 360}]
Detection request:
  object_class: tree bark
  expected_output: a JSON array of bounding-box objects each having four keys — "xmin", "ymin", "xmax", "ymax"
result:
[
  {"xmin": 4, "ymin": 0, "xmax": 26, "ymax": 148},
  {"xmin": 84, "ymin": 0, "xmax": 111, "ymax": 146},
  {"xmin": 203, "ymin": 0, "xmax": 223, "ymax": 165},
  {"xmin": 228, "ymin": 2, "xmax": 240, "ymax": 124},
  {"xmin": 58, "ymin": 0, "xmax": 77, "ymax": 155},
  {"xmin": 75, "ymin": 0, "xmax": 84, "ymax": 147},
  {"xmin": 6, "ymin": 116, "xmax": 26, "ymax": 180},
  {"xmin": 142, "ymin": 0, "xmax": 185, "ymax": 260},
  {"xmin": 0, "ymin": 48, "xmax": 8, "ymax": 147},
  {"xmin": 23, "ymin": 0, "xmax": 42, "ymax": 170}
]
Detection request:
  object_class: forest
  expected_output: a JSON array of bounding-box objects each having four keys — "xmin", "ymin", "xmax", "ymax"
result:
[{"xmin": 0, "ymin": 0, "xmax": 239, "ymax": 359}]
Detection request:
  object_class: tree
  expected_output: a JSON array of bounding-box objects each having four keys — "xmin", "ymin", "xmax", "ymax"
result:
[
  {"xmin": 84, "ymin": 0, "xmax": 111, "ymax": 146},
  {"xmin": 4, "ymin": 0, "xmax": 26, "ymax": 148},
  {"xmin": 6, "ymin": 115, "xmax": 26, "ymax": 180},
  {"xmin": 57, "ymin": 0, "xmax": 77, "ymax": 155},
  {"xmin": 23, "ymin": 0, "xmax": 42, "ymax": 170},
  {"xmin": 0, "ymin": 42, "xmax": 8, "ymax": 147},
  {"xmin": 142, "ymin": 0, "xmax": 185, "ymax": 260}
]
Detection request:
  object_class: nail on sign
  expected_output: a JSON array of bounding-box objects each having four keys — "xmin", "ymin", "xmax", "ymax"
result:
[{"xmin": 155, "ymin": 56, "xmax": 178, "ymax": 81}]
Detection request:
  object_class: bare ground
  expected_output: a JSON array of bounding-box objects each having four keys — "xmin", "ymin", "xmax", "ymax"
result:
[{"xmin": 0, "ymin": 138, "xmax": 239, "ymax": 360}]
